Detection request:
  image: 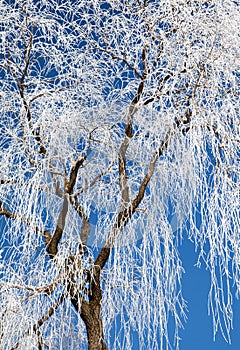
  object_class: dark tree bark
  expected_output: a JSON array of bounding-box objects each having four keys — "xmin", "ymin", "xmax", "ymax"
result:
[{"xmin": 71, "ymin": 268, "xmax": 107, "ymax": 350}]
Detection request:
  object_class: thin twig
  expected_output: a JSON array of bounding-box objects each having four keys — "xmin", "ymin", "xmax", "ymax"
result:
[{"xmin": 10, "ymin": 294, "xmax": 66, "ymax": 350}]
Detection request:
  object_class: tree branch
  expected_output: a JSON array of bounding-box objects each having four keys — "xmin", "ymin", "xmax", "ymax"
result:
[
  {"xmin": 0, "ymin": 278, "xmax": 60, "ymax": 298},
  {"xmin": 10, "ymin": 294, "xmax": 66, "ymax": 350},
  {"xmin": 95, "ymin": 129, "xmax": 172, "ymax": 270},
  {"xmin": 46, "ymin": 195, "xmax": 69, "ymax": 257},
  {"xmin": 46, "ymin": 155, "xmax": 86, "ymax": 257},
  {"xmin": 0, "ymin": 201, "xmax": 52, "ymax": 245},
  {"xmin": 95, "ymin": 46, "xmax": 143, "ymax": 80},
  {"xmin": 72, "ymin": 162, "xmax": 114, "ymax": 197},
  {"xmin": 70, "ymin": 197, "xmax": 90, "ymax": 246},
  {"xmin": 118, "ymin": 79, "xmax": 146, "ymax": 206},
  {"xmin": 66, "ymin": 155, "xmax": 85, "ymax": 194}
]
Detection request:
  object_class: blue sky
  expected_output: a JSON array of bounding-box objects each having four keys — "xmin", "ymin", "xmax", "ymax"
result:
[{"xmin": 178, "ymin": 238, "xmax": 240, "ymax": 350}]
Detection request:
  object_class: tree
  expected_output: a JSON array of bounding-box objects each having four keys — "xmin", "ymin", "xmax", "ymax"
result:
[{"xmin": 0, "ymin": 0, "xmax": 239, "ymax": 349}]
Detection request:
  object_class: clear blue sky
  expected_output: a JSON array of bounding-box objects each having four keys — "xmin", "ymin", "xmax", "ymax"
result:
[{"xmin": 178, "ymin": 238, "xmax": 240, "ymax": 350}]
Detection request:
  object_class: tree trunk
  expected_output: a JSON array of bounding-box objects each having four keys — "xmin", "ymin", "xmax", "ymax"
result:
[
  {"xmin": 85, "ymin": 269, "xmax": 107, "ymax": 350},
  {"xmin": 85, "ymin": 306, "xmax": 107, "ymax": 350},
  {"xmin": 71, "ymin": 268, "xmax": 107, "ymax": 350}
]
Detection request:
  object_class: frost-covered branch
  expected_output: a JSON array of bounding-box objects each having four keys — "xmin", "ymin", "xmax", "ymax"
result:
[
  {"xmin": 0, "ymin": 1, "xmax": 239, "ymax": 349},
  {"xmin": 9, "ymin": 294, "xmax": 66, "ymax": 350}
]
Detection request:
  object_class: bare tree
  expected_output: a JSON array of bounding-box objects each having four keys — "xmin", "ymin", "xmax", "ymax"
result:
[{"xmin": 0, "ymin": 0, "xmax": 239, "ymax": 349}]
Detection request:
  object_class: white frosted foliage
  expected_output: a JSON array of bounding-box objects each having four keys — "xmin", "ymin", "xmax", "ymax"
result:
[{"xmin": 0, "ymin": 1, "xmax": 239, "ymax": 349}]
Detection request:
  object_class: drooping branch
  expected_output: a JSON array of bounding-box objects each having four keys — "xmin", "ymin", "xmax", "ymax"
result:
[
  {"xmin": 0, "ymin": 178, "xmax": 55, "ymax": 197},
  {"xmin": 91, "ymin": 45, "xmax": 143, "ymax": 80},
  {"xmin": 95, "ymin": 105, "xmax": 192, "ymax": 270},
  {"xmin": 10, "ymin": 294, "xmax": 66, "ymax": 350},
  {"xmin": 95, "ymin": 129, "xmax": 172, "ymax": 270},
  {"xmin": 119, "ymin": 78, "xmax": 146, "ymax": 205},
  {"xmin": 17, "ymin": 24, "xmax": 47, "ymax": 156},
  {"xmin": 17, "ymin": 20, "xmax": 38, "ymax": 134},
  {"xmin": 0, "ymin": 155, "xmax": 87, "ymax": 257},
  {"xmin": 0, "ymin": 201, "xmax": 52, "ymax": 245},
  {"xmin": 33, "ymin": 294, "xmax": 66, "ymax": 331},
  {"xmin": 132, "ymin": 130, "xmax": 171, "ymax": 208},
  {"xmin": 73, "ymin": 162, "xmax": 114, "ymax": 197},
  {"xmin": 0, "ymin": 279, "xmax": 59, "ymax": 298}
]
